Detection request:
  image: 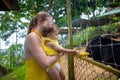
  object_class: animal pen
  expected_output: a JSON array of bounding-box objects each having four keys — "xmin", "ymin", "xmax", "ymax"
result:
[
  {"xmin": 60, "ymin": 0, "xmax": 120, "ymax": 80},
  {"xmin": 0, "ymin": 0, "xmax": 120, "ymax": 80}
]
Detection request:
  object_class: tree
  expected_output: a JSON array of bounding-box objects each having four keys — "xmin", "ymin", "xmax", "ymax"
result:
[{"xmin": 0, "ymin": 0, "xmax": 120, "ymax": 44}]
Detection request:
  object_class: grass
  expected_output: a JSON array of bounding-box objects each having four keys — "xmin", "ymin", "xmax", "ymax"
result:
[{"xmin": 0, "ymin": 65, "xmax": 26, "ymax": 80}]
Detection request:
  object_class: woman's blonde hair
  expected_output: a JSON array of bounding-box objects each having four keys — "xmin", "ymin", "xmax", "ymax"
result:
[{"xmin": 27, "ymin": 12, "xmax": 52, "ymax": 34}]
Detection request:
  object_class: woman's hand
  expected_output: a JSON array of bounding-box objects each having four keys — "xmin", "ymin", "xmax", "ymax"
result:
[{"xmin": 57, "ymin": 53, "xmax": 64, "ymax": 58}]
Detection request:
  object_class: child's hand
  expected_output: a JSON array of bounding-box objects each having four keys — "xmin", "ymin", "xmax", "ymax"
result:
[{"xmin": 72, "ymin": 50, "xmax": 80, "ymax": 55}]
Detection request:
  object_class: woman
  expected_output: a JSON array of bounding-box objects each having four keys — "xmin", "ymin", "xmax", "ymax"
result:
[{"xmin": 24, "ymin": 12, "xmax": 63, "ymax": 80}]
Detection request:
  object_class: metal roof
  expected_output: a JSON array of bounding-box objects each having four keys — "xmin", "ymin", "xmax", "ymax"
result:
[{"xmin": 98, "ymin": 8, "xmax": 120, "ymax": 17}]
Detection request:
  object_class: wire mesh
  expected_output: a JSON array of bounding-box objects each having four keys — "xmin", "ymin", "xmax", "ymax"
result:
[{"xmin": 61, "ymin": 54, "xmax": 119, "ymax": 80}]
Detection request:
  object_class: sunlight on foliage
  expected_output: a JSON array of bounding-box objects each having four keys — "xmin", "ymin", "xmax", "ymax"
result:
[{"xmin": 0, "ymin": 65, "xmax": 26, "ymax": 80}]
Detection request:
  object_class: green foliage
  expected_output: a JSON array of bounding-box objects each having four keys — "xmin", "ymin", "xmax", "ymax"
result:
[
  {"xmin": 0, "ymin": 44, "xmax": 24, "ymax": 70},
  {"xmin": 1, "ymin": 0, "xmax": 119, "ymax": 41},
  {"xmin": 0, "ymin": 65, "xmax": 26, "ymax": 80},
  {"xmin": 72, "ymin": 22, "xmax": 117, "ymax": 47},
  {"xmin": 0, "ymin": 11, "xmax": 28, "ymax": 41}
]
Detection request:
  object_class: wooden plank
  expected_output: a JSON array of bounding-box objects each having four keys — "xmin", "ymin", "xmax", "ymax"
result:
[
  {"xmin": 66, "ymin": 0, "xmax": 75, "ymax": 80},
  {"xmin": 1, "ymin": 0, "xmax": 19, "ymax": 11},
  {"xmin": 2, "ymin": 0, "xmax": 13, "ymax": 10}
]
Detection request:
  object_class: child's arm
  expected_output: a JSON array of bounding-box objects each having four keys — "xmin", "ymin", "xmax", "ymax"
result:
[{"xmin": 45, "ymin": 41, "xmax": 79, "ymax": 54}]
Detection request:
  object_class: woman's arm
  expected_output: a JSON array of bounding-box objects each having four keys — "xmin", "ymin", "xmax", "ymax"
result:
[
  {"xmin": 46, "ymin": 41, "xmax": 78, "ymax": 54},
  {"xmin": 26, "ymin": 32, "xmax": 62, "ymax": 68}
]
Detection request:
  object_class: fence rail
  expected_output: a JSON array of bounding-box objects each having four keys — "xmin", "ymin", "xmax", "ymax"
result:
[{"xmin": 61, "ymin": 54, "xmax": 120, "ymax": 80}]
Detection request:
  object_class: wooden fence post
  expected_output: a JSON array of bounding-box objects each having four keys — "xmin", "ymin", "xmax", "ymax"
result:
[{"xmin": 66, "ymin": 0, "xmax": 75, "ymax": 80}]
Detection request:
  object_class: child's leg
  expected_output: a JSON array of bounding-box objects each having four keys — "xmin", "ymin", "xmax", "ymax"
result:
[
  {"xmin": 48, "ymin": 67, "xmax": 61, "ymax": 80},
  {"xmin": 59, "ymin": 68, "xmax": 65, "ymax": 80}
]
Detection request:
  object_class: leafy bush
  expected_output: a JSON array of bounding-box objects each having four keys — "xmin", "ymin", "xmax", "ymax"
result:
[{"xmin": 0, "ymin": 65, "xmax": 26, "ymax": 80}]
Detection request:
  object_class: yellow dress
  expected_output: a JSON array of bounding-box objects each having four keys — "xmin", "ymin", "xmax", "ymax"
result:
[
  {"xmin": 25, "ymin": 29, "xmax": 52, "ymax": 80},
  {"xmin": 41, "ymin": 37, "xmax": 61, "ymax": 70},
  {"xmin": 25, "ymin": 58, "xmax": 51, "ymax": 80},
  {"xmin": 41, "ymin": 37, "xmax": 59, "ymax": 56}
]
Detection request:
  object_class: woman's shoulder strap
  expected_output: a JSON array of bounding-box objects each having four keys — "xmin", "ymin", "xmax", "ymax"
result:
[{"xmin": 31, "ymin": 28, "xmax": 42, "ymax": 39}]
